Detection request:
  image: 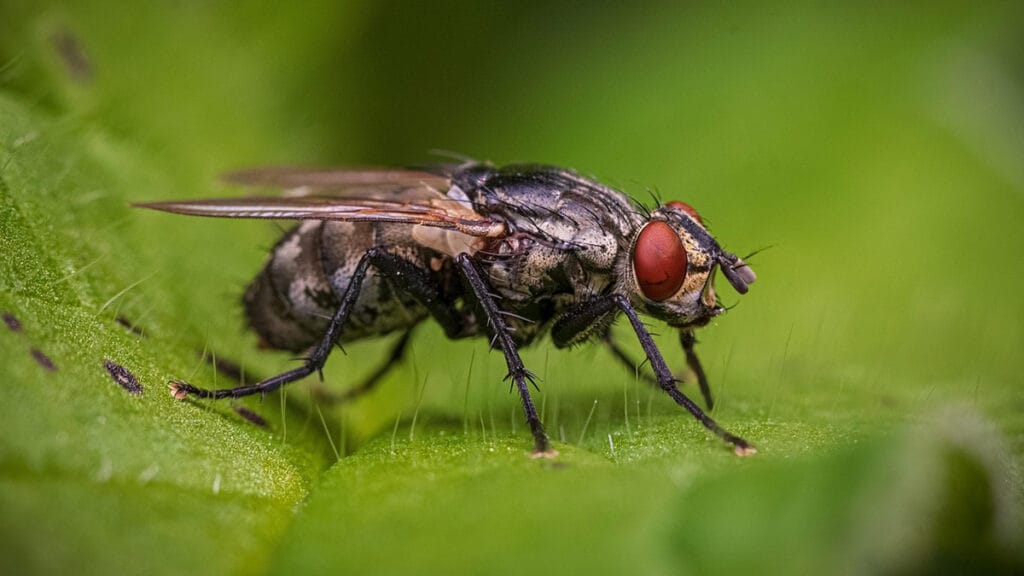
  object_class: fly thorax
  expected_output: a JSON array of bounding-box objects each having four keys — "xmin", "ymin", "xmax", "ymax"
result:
[
  {"xmin": 572, "ymin": 226, "xmax": 621, "ymax": 271},
  {"xmin": 485, "ymin": 234, "xmax": 570, "ymax": 302}
]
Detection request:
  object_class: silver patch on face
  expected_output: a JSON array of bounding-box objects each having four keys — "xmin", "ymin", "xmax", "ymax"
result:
[{"xmin": 701, "ymin": 265, "xmax": 718, "ymax": 308}]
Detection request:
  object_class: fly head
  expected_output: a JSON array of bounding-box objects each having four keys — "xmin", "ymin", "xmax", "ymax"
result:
[{"xmin": 622, "ymin": 201, "xmax": 756, "ymax": 329}]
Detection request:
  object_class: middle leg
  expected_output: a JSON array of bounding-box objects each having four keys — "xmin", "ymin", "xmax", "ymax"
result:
[{"xmin": 455, "ymin": 253, "xmax": 553, "ymax": 456}]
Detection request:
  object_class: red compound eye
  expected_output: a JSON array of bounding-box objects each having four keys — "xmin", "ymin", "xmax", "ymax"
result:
[
  {"xmin": 667, "ymin": 200, "xmax": 703, "ymax": 225},
  {"xmin": 633, "ymin": 221, "xmax": 688, "ymax": 301}
]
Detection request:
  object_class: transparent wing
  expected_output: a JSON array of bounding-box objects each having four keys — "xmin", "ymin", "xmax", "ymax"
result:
[
  {"xmin": 134, "ymin": 167, "xmax": 506, "ymax": 238},
  {"xmin": 222, "ymin": 166, "xmax": 452, "ymax": 199}
]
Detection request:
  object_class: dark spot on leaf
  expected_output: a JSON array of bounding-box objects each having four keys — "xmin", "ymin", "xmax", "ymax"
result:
[
  {"xmin": 116, "ymin": 315, "xmax": 147, "ymax": 337},
  {"xmin": 234, "ymin": 405, "xmax": 268, "ymax": 428},
  {"xmin": 31, "ymin": 348, "xmax": 57, "ymax": 371},
  {"xmin": 3, "ymin": 312, "xmax": 21, "ymax": 332},
  {"xmin": 51, "ymin": 30, "xmax": 94, "ymax": 83},
  {"xmin": 103, "ymin": 359, "xmax": 142, "ymax": 395}
]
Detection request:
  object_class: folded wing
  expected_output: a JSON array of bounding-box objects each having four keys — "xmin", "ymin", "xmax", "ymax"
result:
[{"xmin": 134, "ymin": 167, "xmax": 506, "ymax": 238}]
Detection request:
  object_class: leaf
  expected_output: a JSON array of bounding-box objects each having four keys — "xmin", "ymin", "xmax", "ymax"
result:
[
  {"xmin": 2, "ymin": 2, "xmax": 1023, "ymax": 575},
  {"xmin": 0, "ymin": 94, "xmax": 321, "ymax": 576},
  {"xmin": 661, "ymin": 412, "xmax": 1022, "ymax": 575}
]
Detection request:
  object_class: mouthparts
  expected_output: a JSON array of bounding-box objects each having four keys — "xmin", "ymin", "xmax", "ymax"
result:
[{"xmin": 719, "ymin": 253, "xmax": 757, "ymax": 294}]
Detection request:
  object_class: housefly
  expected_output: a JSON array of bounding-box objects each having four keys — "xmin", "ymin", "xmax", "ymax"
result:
[{"xmin": 136, "ymin": 162, "xmax": 758, "ymax": 456}]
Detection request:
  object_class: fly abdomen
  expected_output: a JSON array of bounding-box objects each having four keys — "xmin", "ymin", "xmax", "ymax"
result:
[
  {"xmin": 244, "ymin": 221, "xmax": 338, "ymax": 352},
  {"xmin": 318, "ymin": 221, "xmax": 432, "ymax": 339}
]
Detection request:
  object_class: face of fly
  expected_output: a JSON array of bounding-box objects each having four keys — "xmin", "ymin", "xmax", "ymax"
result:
[{"xmin": 622, "ymin": 201, "xmax": 756, "ymax": 329}]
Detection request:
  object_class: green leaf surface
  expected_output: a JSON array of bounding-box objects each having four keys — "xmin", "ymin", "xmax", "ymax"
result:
[{"xmin": 2, "ymin": 1, "xmax": 1022, "ymax": 575}]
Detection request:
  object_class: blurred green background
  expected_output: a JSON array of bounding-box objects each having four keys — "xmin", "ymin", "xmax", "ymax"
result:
[{"xmin": 1, "ymin": 1, "xmax": 1022, "ymax": 574}]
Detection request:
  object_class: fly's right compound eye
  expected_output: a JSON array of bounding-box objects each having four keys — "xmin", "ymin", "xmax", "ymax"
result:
[
  {"xmin": 666, "ymin": 200, "xmax": 704, "ymax": 225},
  {"xmin": 633, "ymin": 221, "xmax": 687, "ymax": 301}
]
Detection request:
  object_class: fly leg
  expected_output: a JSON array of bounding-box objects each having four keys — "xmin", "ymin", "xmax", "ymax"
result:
[
  {"xmin": 169, "ymin": 250, "xmax": 381, "ymax": 400},
  {"xmin": 603, "ymin": 330, "xmax": 714, "ymax": 410},
  {"xmin": 602, "ymin": 330, "xmax": 659, "ymax": 387},
  {"xmin": 455, "ymin": 254, "xmax": 553, "ymax": 457},
  {"xmin": 680, "ymin": 331, "xmax": 714, "ymax": 410},
  {"xmin": 552, "ymin": 295, "xmax": 754, "ymax": 455},
  {"xmin": 313, "ymin": 330, "xmax": 413, "ymax": 403},
  {"xmin": 171, "ymin": 248, "xmax": 469, "ymax": 401}
]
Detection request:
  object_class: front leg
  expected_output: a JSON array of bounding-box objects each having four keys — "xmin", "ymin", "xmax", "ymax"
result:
[
  {"xmin": 680, "ymin": 330, "xmax": 714, "ymax": 410},
  {"xmin": 602, "ymin": 330, "xmax": 659, "ymax": 387},
  {"xmin": 590, "ymin": 327, "xmax": 715, "ymax": 411},
  {"xmin": 455, "ymin": 254, "xmax": 553, "ymax": 457},
  {"xmin": 551, "ymin": 295, "xmax": 754, "ymax": 455}
]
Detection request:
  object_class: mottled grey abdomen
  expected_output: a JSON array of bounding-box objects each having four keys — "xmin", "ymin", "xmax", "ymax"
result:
[{"xmin": 244, "ymin": 220, "xmax": 430, "ymax": 353}]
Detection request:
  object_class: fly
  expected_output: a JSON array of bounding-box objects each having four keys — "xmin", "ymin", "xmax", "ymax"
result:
[{"xmin": 136, "ymin": 162, "xmax": 758, "ymax": 456}]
